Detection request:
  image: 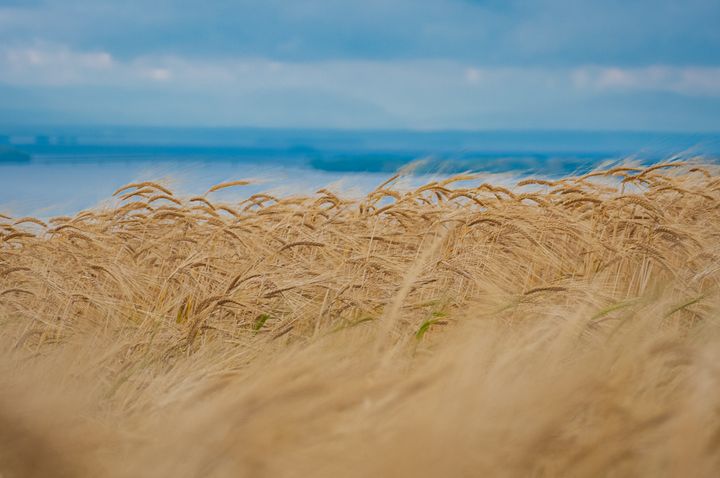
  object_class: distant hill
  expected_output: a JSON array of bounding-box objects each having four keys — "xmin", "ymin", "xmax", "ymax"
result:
[{"xmin": 0, "ymin": 146, "xmax": 31, "ymax": 162}]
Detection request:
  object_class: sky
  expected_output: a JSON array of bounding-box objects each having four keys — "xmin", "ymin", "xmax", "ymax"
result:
[{"xmin": 0, "ymin": 0, "xmax": 719, "ymax": 131}]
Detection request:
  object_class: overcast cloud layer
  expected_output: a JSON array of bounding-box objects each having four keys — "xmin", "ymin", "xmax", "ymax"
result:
[{"xmin": 1, "ymin": 0, "xmax": 719, "ymax": 130}]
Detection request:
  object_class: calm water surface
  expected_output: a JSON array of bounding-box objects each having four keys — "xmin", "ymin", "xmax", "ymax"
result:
[{"xmin": 1, "ymin": 127, "xmax": 718, "ymax": 217}]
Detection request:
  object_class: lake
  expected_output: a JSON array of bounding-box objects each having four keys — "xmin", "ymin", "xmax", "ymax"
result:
[{"xmin": 1, "ymin": 127, "xmax": 718, "ymax": 217}]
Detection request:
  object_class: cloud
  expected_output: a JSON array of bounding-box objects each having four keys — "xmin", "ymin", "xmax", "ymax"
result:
[
  {"xmin": 572, "ymin": 66, "xmax": 720, "ymax": 96},
  {"xmin": 1, "ymin": 43, "xmax": 720, "ymax": 130},
  {"xmin": 143, "ymin": 68, "xmax": 171, "ymax": 82},
  {"xmin": 1, "ymin": 44, "xmax": 114, "ymax": 85},
  {"xmin": 7, "ymin": 43, "xmax": 718, "ymax": 96}
]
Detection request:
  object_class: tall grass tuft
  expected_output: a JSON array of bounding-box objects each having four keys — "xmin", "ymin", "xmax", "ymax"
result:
[{"xmin": 2, "ymin": 160, "xmax": 720, "ymax": 476}]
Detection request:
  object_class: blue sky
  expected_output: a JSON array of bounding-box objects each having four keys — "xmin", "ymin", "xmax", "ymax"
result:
[{"xmin": 0, "ymin": 0, "xmax": 719, "ymax": 131}]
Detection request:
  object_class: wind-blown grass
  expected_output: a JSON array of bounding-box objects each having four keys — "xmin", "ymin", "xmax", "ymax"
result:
[{"xmin": 1, "ymin": 160, "xmax": 720, "ymax": 477}]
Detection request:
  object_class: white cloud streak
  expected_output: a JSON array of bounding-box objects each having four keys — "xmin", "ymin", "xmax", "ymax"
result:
[
  {"xmin": 572, "ymin": 66, "xmax": 720, "ymax": 96},
  {"xmin": 2, "ymin": 44, "xmax": 114, "ymax": 84},
  {"xmin": 3, "ymin": 43, "xmax": 719, "ymax": 97},
  {"xmin": 1, "ymin": 43, "xmax": 719, "ymax": 130}
]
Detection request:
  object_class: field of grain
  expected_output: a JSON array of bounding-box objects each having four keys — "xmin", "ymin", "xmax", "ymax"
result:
[{"xmin": 1, "ymin": 160, "xmax": 720, "ymax": 477}]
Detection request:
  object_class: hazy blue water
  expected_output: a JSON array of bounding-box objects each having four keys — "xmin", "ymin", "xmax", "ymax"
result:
[{"xmin": 1, "ymin": 127, "xmax": 719, "ymax": 217}]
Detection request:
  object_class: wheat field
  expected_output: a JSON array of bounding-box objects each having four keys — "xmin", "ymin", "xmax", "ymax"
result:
[{"xmin": 1, "ymin": 160, "xmax": 720, "ymax": 477}]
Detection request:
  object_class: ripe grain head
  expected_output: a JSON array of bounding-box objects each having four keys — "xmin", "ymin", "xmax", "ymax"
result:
[{"xmin": 1, "ymin": 161, "xmax": 720, "ymax": 476}]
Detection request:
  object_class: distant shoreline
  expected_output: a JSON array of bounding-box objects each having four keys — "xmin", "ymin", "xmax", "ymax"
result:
[{"xmin": 0, "ymin": 146, "xmax": 31, "ymax": 163}]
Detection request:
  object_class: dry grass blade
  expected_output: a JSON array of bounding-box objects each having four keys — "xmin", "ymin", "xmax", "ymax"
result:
[
  {"xmin": 278, "ymin": 241, "xmax": 326, "ymax": 252},
  {"xmin": 206, "ymin": 180, "xmax": 252, "ymax": 194},
  {"xmin": 13, "ymin": 217, "xmax": 48, "ymax": 228},
  {"xmin": 113, "ymin": 181, "xmax": 174, "ymax": 197},
  {"xmin": 1, "ymin": 162, "xmax": 720, "ymax": 477}
]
